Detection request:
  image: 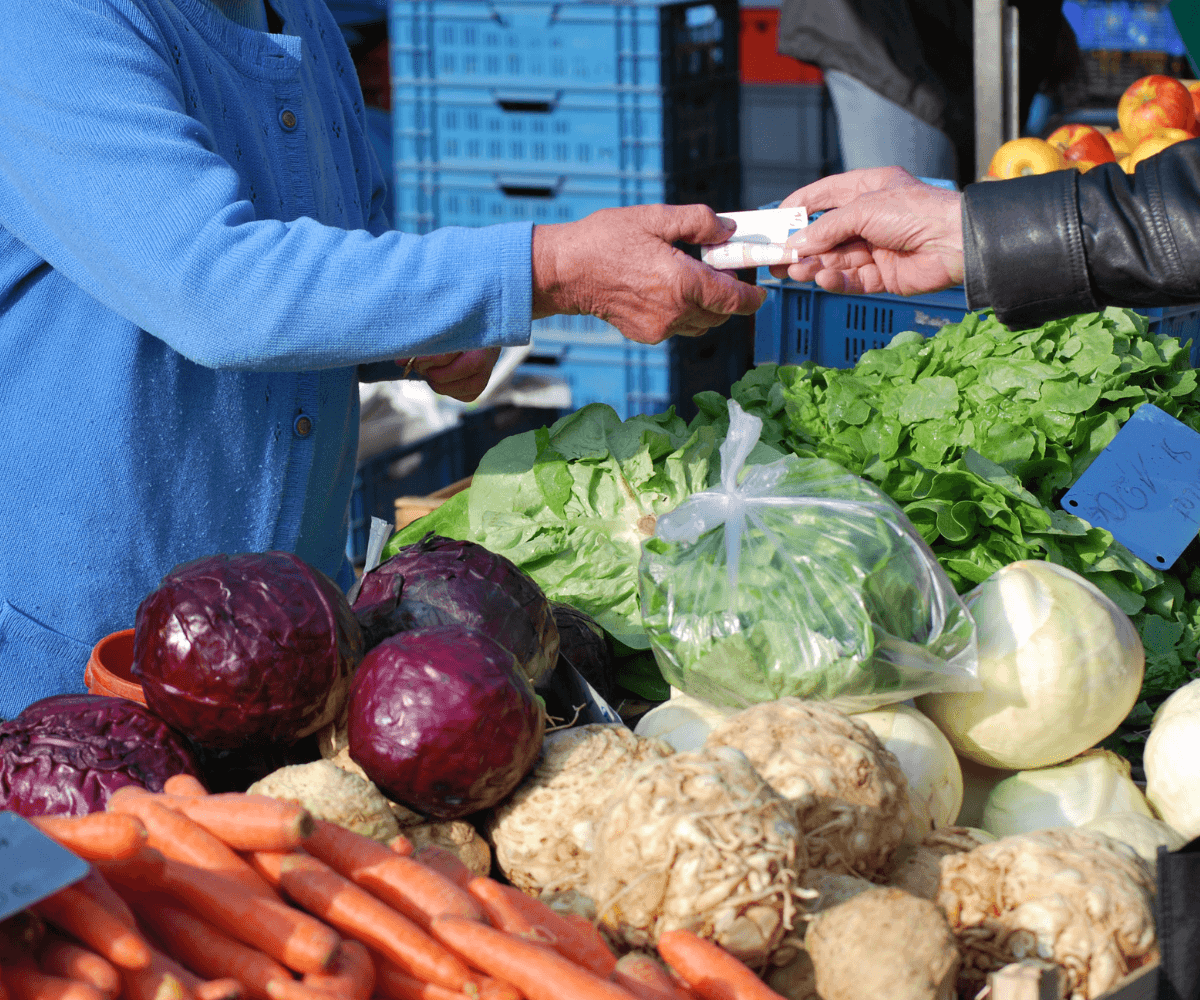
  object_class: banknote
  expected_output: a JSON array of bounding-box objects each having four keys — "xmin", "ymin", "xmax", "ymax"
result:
[{"xmin": 700, "ymin": 207, "xmax": 809, "ymax": 270}]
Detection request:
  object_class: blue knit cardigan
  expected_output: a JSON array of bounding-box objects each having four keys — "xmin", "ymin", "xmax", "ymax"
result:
[{"xmin": 0, "ymin": 0, "xmax": 533, "ymax": 717}]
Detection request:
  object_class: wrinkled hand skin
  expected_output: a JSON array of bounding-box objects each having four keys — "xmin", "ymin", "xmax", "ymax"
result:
[
  {"xmin": 530, "ymin": 204, "xmax": 767, "ymax": 344},
  {"xmin": 404, "ymin": 347, "xmax": 501, "ymax": 402},
  {"xmin": 768, "ymin": 167, "xmax": 965, "ymax": 296}
]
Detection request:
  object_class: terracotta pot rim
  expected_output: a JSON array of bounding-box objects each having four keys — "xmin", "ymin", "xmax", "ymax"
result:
[{"xmin": 85, "ymin": 628, "xmax": 147, "ymax": 705}]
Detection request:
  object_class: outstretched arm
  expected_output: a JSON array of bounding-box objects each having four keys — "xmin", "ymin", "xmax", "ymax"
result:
[{"xmin": 531, "ymin": 204, "xmax": 767, "ymax": 344}]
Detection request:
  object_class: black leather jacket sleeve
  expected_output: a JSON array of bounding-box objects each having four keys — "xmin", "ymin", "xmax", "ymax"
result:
[{"xmin": 962, "ymin": 137, "xmax": 1200, "ymax": 330}]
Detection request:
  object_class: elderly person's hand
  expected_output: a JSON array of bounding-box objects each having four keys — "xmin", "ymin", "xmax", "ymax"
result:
[
  {"xmin": 406, "ymin": 348, "xmax": 500, "ymax": 402},
  {"xmin": 768, "ymin": 167, "xmax": 965, "ymax": 296},
  {"xmin": 531, "ymin": 204, "xmax": 766, "ymax": 344}
]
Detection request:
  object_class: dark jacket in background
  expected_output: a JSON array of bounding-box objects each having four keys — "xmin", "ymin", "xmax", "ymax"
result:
[{"xmin": 776, "ymin": 0, "xmax": 1073, "ymax": 184}]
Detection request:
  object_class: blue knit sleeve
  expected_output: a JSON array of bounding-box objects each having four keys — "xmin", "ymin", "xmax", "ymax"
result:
[{"xmin": 0, "ymin": 0, "xmax": 533, "ymax": 372}]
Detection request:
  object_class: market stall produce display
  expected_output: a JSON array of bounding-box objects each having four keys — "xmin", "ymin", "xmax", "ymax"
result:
[{"xmin": 7, "ymin": 294, "xmax": 1200, "ymax": 1000}]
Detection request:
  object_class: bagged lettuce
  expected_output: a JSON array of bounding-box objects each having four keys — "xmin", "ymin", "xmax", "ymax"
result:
[{"xmin": 638, "ymin": 400, "xmax": 979, "ymax": 711}]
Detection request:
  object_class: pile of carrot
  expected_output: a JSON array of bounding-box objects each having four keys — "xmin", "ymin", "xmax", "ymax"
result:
[{"xmin": 3, "ymin": 774, "xmax": 787, "ymax": 1000}]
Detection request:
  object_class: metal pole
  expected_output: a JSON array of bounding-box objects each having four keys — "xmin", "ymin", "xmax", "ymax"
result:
[
  {"xmin": 1004, "ymin": 5, "xmax": 1021, "ymax": 142},
  {"xmin": 975, "ymin": 0, "xmax": 1004, "ymax": 179}
]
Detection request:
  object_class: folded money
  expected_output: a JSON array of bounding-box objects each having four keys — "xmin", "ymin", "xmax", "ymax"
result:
[{"xmin": 700, "ymin": 206, "xmax": 809, "ymax": 270}]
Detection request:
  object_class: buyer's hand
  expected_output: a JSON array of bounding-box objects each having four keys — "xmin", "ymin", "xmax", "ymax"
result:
[
  {"xmin": 769, "ymin": 167, "xmax": 965, "ymax": 296},
  {"xmin": 405, "ymin": 347, "xmax": 500, "ymax": 402},
  {"xmin": 531, "ymin": 204, "xmax": 766, "ymax": 344}
]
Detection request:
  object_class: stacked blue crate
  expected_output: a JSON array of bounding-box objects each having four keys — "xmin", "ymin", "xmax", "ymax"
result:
[
  {"xmin": 1059, "ymin": 1, "xmax": 1191, "ymax": 105},
  {"xmin": 388, "ymin": 0, "xmax": 747, "ymax": 420},
  {"xmin": 1061, "ymin": 0, "xmax": 1187, "ymax": 55},
  {"xmin": 389, "ymin": 0, "xmax": 741, "ymax": 232}
]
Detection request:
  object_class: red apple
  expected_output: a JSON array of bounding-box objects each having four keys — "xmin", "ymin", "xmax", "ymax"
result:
[
  {"xmin": 1065, "ymin": 132, "xmax": 1118, "ymax": 171},
  {"xmin": 1118, "ymin": 75, "xmax": 1197, "ymax": 146},
  {"xmin": 1046, "ymin": 123, "xmax": 1097, "ymax": 152},
  {"xmin": 1049, "ymin": 124, "xmax": 1118, "ymax": 170},
  {"xmin": 1188, "ymin": 80, "xmax": 1200, "ymax": 120}
]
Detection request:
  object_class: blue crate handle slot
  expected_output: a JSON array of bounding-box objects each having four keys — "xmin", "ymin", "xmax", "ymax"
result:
[
  {"xmin": 493, "ymin": 89, "xmax": 561, "ymax": 114},
  {"xmin": 497, "ymin": 174, "xmax": 565, "ymax": 198}
]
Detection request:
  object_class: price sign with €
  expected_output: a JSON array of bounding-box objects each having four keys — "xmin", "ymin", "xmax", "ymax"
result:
[
  {"xmin": 0, "ymin": 812, "xmax": 89, "ymax": 921},
  {"xmin": 1061, "ymin": 403, "xmax": 1200, "ymax": 569}
]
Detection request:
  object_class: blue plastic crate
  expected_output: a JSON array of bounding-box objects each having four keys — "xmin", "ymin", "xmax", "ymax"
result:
[
  {"xmin": 522, "ymin": 313, "xmax": 751, "ymax": 420},
  {"xmin": 517, "ymin": 348, "xmax": 672, "ymax": 419},
  {"xmin": 1062, "ymin": 1, "xmax": 1187, "ymax": 54},
  {"xmin": 395, "ymin": 160, "xmax": 738, "ymax": 232},
  {"xmin": 390, "ymin": 0, "xmax": 739, "ymax": 91},
  {"xmin": 392, "ymin": 76, "xmax": 738, "ymax": 178},
  {"xmin": 395, "ymin": 167, "xmax": 666, "ymax": 231},
  {"xmin": 753, "ymin": 276, "xmax": 969, "ymax": 368},
  {"xmin": 753, "ymin": 275, "xmax": 1200, "ymax": 369},
  {"xmin": 346, "ymin": 423, "xmax": 467, "ymax": 563},
  {"xmin": 1145, "ymin": 303, "xmax": 1200, "ymax": 361}
]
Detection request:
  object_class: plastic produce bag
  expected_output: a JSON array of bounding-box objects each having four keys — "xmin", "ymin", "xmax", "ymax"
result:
[{"xmin": 638, "ymin": 400, "xmax": 979, "ymax": 712}]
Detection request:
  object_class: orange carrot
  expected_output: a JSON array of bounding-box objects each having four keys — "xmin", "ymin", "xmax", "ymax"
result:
[
  {"xmin": 70, "ymin": 871, "xmax": 139, "ymax": 931},
  {"xmin": 32, "ymin": 883, "xmax": 152, "ymax": 971},
  {"xmin": 475, "ymin": 978, "xmax": 523, "ymax": 1000},
  {"xmin": 1, "ymin": 952, "xmax": 108, "ymax": 1000},
  {"xmin": 37, "ymin": 936, "xmax": 120, "ymax": 1000},
  {"xmin": 30, "ymin": 814, "xmax": 147, "ymax": 862},
  {"xmin": 107, "ymin": 791, "xmax": 276, "ymax": 897},
  {"xmin": 655, "ymin": 931, "xmax": 785, "ymax": 1000},
  {"xmin": 121, "ymin": 892, "xmax": 297, "ymax": 1000},
  {"xmin": 250, "ymin": 851, "xmax": 472, "ymax": 993},
  {"xmin": 120, "ymin": 947, "xmax": 197, "ymax": 1000},
  {"xmin": 387, "ymin": 835, "xmax": 414, "ymax": 857},
  {"xmin": 561, "ymin": 913, "xmax": 618, "ymax": 960},
  {"xmin": 195, "ymin": 983, "xmax": 243, "ymax": 1000},
  {"xmin": 371, "ymin": 959, "xmax": 475, "ymax": 1000},
  {"xmin": 465, "ymin": 878, "xmax": 616, "ymax": 977},
  {"xmin": 108, "ymin": 857, "xmax": 339, "ymax": 976},
  {"xmin": 612, "ymin": 954, "xmax": 695, "ymax": 1000},
  {"xmin": 154, "ymin": 794, "xmax": 314, "ymax": 853},
  {"xmin": 300, "ymin": 940, "xmax": 374, "ymax": 1000},
  {"xmin": 163, "ymin": 775, "xmax": 209, "ymax": 796},
  {"xmin": 303, "ymin": 821, "xmax": 483, "ymax": 929},
  {"xmin": 429, "ymin": 917, "xmax": 638, "ymax": 1000},
  {"xmin": 159, "ymin": 956, "xmax": 242, "ymax": 1000},
  {"xmin": 410, "ymin": 847, "xmax": 473, "ymax": 889},
  {"xmin": 263, "ymin": 983, "xmax": 337, "ymax": 1000}
]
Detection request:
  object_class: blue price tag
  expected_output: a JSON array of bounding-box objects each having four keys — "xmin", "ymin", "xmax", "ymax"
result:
[
  {"xmin": 0, "ymin": 812, "xmax": 90, "ymax": 921},
  {"xmin": 1061, "ymin": 403, "xmax": 1200, "ymax": 569}
]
